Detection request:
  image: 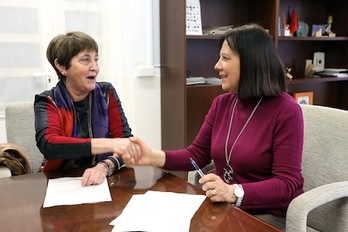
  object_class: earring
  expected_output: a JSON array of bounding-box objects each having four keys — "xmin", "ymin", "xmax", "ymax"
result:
[{"xmin": 62, "ymin": 72, "xmax": 66, "ymax": 76}]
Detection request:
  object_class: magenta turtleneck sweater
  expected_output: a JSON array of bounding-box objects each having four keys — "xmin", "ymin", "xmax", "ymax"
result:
[{"xmin": 164, "ymin": 92, "xmax": 304, "ymax": 217}]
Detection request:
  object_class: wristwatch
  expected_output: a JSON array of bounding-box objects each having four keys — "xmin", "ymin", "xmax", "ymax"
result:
[{"xmin": 233, "ymin": 184, "xmax": 244, "ymax": 207}]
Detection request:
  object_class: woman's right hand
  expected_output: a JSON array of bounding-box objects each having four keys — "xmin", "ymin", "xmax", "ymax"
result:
[
  {"xmin": 91, "ymin": 137, "xmax": 141, "ymax": 159},
  {"xmin": 109, "ymin": 137, "xmax": 140, "ymax": 157},
  {"xmin": 121, "ymin": 137, "xmax": 151, "ymax": 166}
]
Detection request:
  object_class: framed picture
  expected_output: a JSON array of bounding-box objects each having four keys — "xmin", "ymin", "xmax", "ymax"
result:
[
  {"xmin": 293, "ymin": 92, "xmax": 313, "ymax": 105},
  {"xmin": 312, "ymin": 24, "xmax": 326, "ymax": 36}
]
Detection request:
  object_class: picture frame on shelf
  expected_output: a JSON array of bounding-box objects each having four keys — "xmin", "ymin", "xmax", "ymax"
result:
[
  {"xmin": 293, "ymin": 92, "xmax": 313, "ymax": 105},
  {"xmin": 311, "ymin": 24, "xmax": 326, "ymax": 37}
]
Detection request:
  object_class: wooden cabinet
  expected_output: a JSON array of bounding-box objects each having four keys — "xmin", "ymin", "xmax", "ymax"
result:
[{"xmin": 160, "ymin": 0, "xmax": 348, "ymax": 150}]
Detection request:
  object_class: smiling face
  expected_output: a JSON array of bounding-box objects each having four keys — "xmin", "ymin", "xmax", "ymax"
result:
[
  {"xmin": 214, "ymin": 40, "xmax": 240, "ymax": 93},
  {"xmin": 57, "ymin": 49, "xmax": 99, "ymax": 101}
]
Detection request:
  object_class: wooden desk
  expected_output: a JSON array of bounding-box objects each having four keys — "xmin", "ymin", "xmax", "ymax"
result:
[{"xmin": 0, "ymin": 166, "xmax": 280, "ymax": 232}]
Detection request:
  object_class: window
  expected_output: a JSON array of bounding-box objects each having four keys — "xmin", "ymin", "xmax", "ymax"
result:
[{"xmin": 0, "ymin": 0, "xmax": 111, "ymax": 114}]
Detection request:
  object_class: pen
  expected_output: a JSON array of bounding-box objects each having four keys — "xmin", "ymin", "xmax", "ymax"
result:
[{"xmin": 190, "ymin": 158, "xmax": 205, "ymax": 178}]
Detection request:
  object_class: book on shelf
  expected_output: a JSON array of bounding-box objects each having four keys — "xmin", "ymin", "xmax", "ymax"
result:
[
  {"xmin": 186, "ymin": 77, "xmax": 221, "ymax": 85},
  {"xmin": 316, "ymin": 68, "xmax": 348, "ymax": 78},
  {"xmin": 186, "ymin": 77, "xmax": 206, "ymax": 85},
  {"xmin": 203, "ymin": 25, "xmax": 233, "ymax": 35},
  {"xmin": 205, "ymin": 77, "xmax": 222, "ymax": 84}
]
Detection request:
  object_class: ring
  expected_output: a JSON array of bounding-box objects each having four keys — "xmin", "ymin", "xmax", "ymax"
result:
[{"xmin": 211, "ymin": 189, "xmax": 217, "ymax": 196}]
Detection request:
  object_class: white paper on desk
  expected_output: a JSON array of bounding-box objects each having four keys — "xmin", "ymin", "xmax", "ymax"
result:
[
  {"xmin": 110, "ymin": 190, "xmax": 206, "ymax": 232},
  {"xmin": 43, "ymin": 177, "xmax": 111, "ymax": 208}
]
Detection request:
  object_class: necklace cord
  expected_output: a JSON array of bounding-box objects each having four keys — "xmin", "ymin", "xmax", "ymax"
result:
[{"xmin": 224, "ymin": 97, "xmax": 263, "ymax": 164}]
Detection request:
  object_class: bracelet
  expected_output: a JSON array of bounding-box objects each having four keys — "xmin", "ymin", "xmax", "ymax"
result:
[
  {"xmin": 98, "ymin": 161, "xmax": 109, "ymax": 171},
  {"xmin": 98, "ymin": 160, "xmax": 113, "ymax": 177},
  {"xmin": 108, "ymin": 156, "xmax": 123, "ymax": 170}
]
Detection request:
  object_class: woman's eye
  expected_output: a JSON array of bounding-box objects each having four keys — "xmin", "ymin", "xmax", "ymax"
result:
[{"xmin": 80, "ymin": 58, "xmax": 90, "ymax": 64}]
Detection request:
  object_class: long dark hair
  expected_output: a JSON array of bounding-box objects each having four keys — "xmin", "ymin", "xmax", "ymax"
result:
[{"xmin": 220, "ymin": 24, "xmax": 287, "ymax": 99}]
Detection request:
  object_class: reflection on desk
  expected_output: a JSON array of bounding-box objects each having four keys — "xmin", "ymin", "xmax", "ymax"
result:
[{"xmin": 0, "ymin": 166, "xmax": 280, "ymax": 232}]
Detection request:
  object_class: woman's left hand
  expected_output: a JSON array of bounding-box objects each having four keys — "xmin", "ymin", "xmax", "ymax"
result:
[
  {"xmin": 199, "ymin": 173, "xmax": 236, "ymax": 203},
  {"xmin": 81, "ymin": 164, "xmax": 108, "ymax": 186}
]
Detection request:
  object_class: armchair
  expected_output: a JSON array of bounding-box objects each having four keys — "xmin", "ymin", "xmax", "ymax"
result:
[
  {"xmin": 5, "ymin": 101, "xmax": 42, "ymax": 173},
  {"xmin": 286, "ymin": 104, "xmax": 348, "ymax": 232}
]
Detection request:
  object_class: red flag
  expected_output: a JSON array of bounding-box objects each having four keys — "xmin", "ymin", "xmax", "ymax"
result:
[{"xmin": 290, "ymin": 7, "xmax": 298, "ymax": 34}]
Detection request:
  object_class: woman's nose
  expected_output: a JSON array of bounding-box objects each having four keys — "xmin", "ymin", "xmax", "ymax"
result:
[
  {"xmin": 214, "ymin": 60, "xmax": 221, "ymax": 71},
  {"xmin": 90, "ymin": 60, "xmax": 99, "ymax": 70}
]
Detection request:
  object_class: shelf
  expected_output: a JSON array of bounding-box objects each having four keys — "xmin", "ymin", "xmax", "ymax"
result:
[
  {"xmin": 278, "ymin": 36, "xmax": 348, "ymax": 41},
  {"xmin": 188, "ymin": 36, "xmax": 348, "ymax": 42},
  {"xmin": 186, "ymin": 35, "xmax": 221, "ymax": 40},
  {"xmin": 288, "ymin": 77, "xmax": 348, "ymax": 84},
  {"xmin": 187, "ymin": 83, "xmax": 221, "ymax": 88}
]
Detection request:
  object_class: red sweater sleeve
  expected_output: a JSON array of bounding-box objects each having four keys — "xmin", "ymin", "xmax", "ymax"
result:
[{"xmin": 34, "ymin": 94, "xmax": 92, "ymax": 160}]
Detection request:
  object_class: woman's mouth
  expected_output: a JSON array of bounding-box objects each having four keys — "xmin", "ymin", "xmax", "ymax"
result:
[{"xmin": 219, "ymin": 74, "xmax": 227, "ymax": 79}]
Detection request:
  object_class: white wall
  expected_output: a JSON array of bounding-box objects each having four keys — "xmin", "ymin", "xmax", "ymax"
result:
[
  {"xmin": 0, "ymin": 0, "xmax": 162, "ymax": 149},
  {"xmin": 109, "ymin": 0, "xmax": 161, "ymax": 149}
]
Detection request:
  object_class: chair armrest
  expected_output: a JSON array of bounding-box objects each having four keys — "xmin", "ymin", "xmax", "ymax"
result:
[
  {"xmin": 286, "ymin": 181, "xmax": 348, "ymax": 232},
  {"xmin": 0, "ymin": 165, "xmax": 12, "ymax": 178}
]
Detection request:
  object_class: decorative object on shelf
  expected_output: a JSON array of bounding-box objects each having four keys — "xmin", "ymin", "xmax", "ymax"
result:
[
  {"xmin": 290, "ymin": 6, "xmax": 298, "ymax": 36},
  {"xmin": 284, "ymin": 25, "xmax": 290, "ymax": 36},
  {"xmin": 297, "ymin": 21, "xmax": 309, "ymax": 37},
  {"xmin": 281, "ymin": 22, "xmax": 290, "ymax": 36},
  {"xmin": 312, "ymin": 24, "xmax": 326, "ymax": 37},
  {"xmin": 281, "ymin": 6, "xmax": 292, "ymax": 36},
  {"xmin": 312, "ymin": 52, "xmax": 325, "ymax": 72},
  {"xmin": 203, "ymin": 25, "xmax": 233, "ymax": 35},
  {"xmin": 325, "ymin": 15, "xmax": 333, "ymax": 34},
  {"xmin": 305, "ymin": 59, "xmax": 315, "ymax": 76},
  {"xmin": 293, "ymin": 92, "xmax": 314, "ymax": 105},
  {"xmin": 286, "ymin": 67, "xmax": 293, "ymax": 80},
  {"xmin": 186, "ymin": 0, "xmax": 202, "ymax": 35},
  {"xmin": 325, "ymin": 15, "xmax": 336, "ymax": 37}
]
